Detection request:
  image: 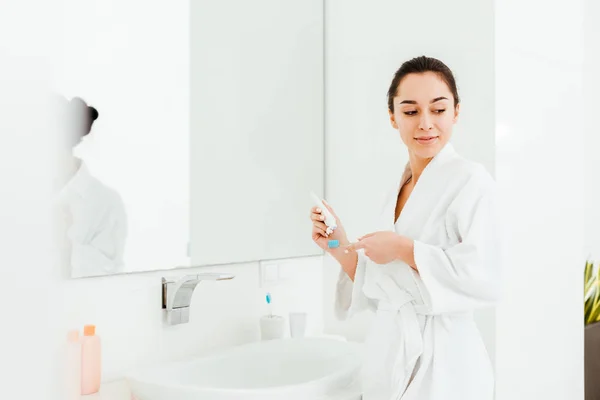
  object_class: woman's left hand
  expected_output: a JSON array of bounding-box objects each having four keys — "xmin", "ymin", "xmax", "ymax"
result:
[{"xmin": 344, "ymin": 231, "xmax": 405, "ymax": 265}]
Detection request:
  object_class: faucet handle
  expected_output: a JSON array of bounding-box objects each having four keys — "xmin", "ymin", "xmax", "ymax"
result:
[
  {"xmin": 185, "ymin": 272, "xmax": 235, "ymax": 281},
  {"xmin": 162, "ymin": 272, "xmax": 235, "ymax": 285},
  {"xmin": 161, "ymin": 272, "xmax": 235, "ymax": 325}
]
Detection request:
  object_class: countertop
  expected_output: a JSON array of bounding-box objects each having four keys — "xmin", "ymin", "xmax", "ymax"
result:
[
  {"xmin": 81, "ymin": 380, "xmax": 131, "ymax": 400},
  {"xmin": 80, "ymin": 379, "xmax": 361, "ymax": 400}
]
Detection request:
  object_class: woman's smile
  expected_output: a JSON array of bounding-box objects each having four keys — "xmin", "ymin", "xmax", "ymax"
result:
[{"xmin": 415, "ymin": 135, "xmax": 439, "ymax": 145}]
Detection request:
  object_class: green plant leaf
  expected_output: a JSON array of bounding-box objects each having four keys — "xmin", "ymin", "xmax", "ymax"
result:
[
  {"xmin": 585, "ymin": 277, "xmax": 596, "ymax": 300},
  {"xmin": 588, "ymin": 277, "xmax": 600, "ymax": 325},
  {"xmin": 585, "ymin": 261, "xmax": 594, "ymax": 291},
  {"xmin": 586, "ymin": 261, "xmax": 593, "ymax": 281},
  {"xmin": 586, "ymin": 294, "xmax": 596, "ymax": 323},
  {"xmin": 589, "ymin": 300, "xmax": 600, "ymax": 324},
  {"xmin": 584, "ymin": 261, "xmax": 600, "ymax": 325}
]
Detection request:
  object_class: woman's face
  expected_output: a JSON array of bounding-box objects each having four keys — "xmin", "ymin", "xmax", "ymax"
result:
[{"xmin": 389, "ymin": 71, "xmax": 459, "ymax": 160}]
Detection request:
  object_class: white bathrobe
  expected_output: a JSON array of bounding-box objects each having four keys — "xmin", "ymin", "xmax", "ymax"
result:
[
  {"xmin": 335, "ymin": 143, "xmax": 500, "ymax": 400},
  {"xmin": 57, "ymin": 162, "xmax": 128, "ymax": 278}
]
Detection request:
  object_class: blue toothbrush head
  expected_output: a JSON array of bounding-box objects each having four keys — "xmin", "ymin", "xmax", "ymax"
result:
[{"xmin": 266, "ymin": 292, "xmax": 272, "ymax": 304}]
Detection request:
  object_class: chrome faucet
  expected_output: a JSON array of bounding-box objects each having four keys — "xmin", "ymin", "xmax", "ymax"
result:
[{"xmin": 161, "ymin": 273, "xmax": 235, "ymax": 325}]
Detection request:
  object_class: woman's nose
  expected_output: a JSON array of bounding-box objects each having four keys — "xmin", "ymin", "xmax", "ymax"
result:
[{"xmin": 418, "ymin": 112, "xmax": 433, "ymax": 130}]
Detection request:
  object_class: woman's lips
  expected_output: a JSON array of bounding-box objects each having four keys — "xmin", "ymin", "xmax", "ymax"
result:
[{"xmin": 415, "ymin": 136, "xmax": 439, "ymax": 145}]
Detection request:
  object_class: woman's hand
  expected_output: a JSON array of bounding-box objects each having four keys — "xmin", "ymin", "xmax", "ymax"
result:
[
  {"xmin": 310, "ymin": 200, "xmax": 349, "ymax": 253},
  {"xmin": 345, "ymin": 231, "xmax": 416, "ymax": 268}
]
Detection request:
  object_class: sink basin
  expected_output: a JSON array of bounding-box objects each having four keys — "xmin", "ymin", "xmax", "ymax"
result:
[{"xmin": 126, "ymin": 337, "xmax": 363, "ymax": 400}]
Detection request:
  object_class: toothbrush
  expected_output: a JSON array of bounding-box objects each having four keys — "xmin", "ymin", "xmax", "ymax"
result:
[
  {"xmin": 310, "ymin": 191, "xmax": 337, "ymax": 235},
  {"xmin": 266, "ymin": 292, "xmax": 273, "ymax": 318}
]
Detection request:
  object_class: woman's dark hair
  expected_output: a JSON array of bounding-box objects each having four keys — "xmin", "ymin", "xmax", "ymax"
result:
[
  {"xmin": 60, "ymin": 96, "xmax": 99, "ymax": 149},
  {"xmin": 386, "ymin": 56, "xmax": 460, "ymax": 112},
  {"xmin": 70, "ymin": 97, "xmax": 99, "ymax": 137}
]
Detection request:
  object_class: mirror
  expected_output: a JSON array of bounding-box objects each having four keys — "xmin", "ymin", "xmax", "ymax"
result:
[
  {"xmin": 55, "ymin": 0, "xmax": 324, "ymax": 278},
  {"xmin": 189, "ymin": 1, "xmax": 324, "ymax": 266}
]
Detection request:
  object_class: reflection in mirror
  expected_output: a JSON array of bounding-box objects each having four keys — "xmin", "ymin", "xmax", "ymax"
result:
[
  {"xmin": 56, "ymin": 0, "xmax": 190, "ymax": 277},
  {"xmin": 55, "ymin": 96, "xmax": 128, "ymax": 277},
  {"xmin": 55, "ymin": 0, "xmax": 323, "ymax": 278}
]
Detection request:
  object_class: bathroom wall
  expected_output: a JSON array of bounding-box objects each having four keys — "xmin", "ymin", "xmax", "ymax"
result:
[
  {"xmin": 494, "ymin": 1, "xmax": 585, "ymax": 399},
  {"xmin": 49, "ymin": 0, "xmax": 327, "ymax": 385},
  {"xmin": 584, "ymin": 0, "xmax": 600, "ymax": 260},
  {"xmin": 321, "ymin": 0, "xmax": 497, "ymax": 366},
  {"xmin": 55, "ymin": 256, "xmax": 324, "ymax": 382},
  {"xmin": 0, "ymin": 1, "xmax": 66, "ymax": 398},
  {"xmin": 4, "ymin": 58, "xmax": 324, "ymax": 396}
]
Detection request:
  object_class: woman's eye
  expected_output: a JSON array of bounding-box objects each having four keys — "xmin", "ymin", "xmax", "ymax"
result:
[
  {"xmin": 403, "ymin": 111, "xmax": 417, "ymax": 116},
  {"xmin": 434, "ymin": 109, "xmax": 446, "ymax": 114}
]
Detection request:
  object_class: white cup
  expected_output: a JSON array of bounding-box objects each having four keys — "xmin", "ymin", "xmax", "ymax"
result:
[
  {"xmin": 289, "ymin": 312, "xmax": 308, "ymax": 338},
  {"xmin": 260, "ymin": 315, "xmax": 285, "ymax": 340}
]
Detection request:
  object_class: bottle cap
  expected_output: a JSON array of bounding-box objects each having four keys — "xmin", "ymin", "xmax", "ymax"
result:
[{"xmin": 84, "ymin": 325, "xmax": 96, "ymax": 336}]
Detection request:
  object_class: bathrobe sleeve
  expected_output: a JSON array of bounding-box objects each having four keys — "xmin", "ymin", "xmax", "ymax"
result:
[
  {"xmin": 334, "ymin": 185, "xmax": 399, "ymax": 320},
  {"xmin": 334, "ymin": 251, "xmax": 375, "ymax": 320},
  {"xmin": 414, "ymin": 172, "xmax": 502, "ymax": 314}
]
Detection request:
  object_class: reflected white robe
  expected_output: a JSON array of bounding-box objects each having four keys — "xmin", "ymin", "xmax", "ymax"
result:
[
  {"xmin": 57, "ymin": 162, "xmax": 128, "ymax": 277},
  {"xmin": 335, "ymin": 143, "xmax": 500, "ymax": 400}
]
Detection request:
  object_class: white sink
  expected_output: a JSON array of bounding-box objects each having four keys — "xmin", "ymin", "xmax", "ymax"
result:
[{"xmin": 126, "ymin": 337, "xmax": 363, "ymax": 400}]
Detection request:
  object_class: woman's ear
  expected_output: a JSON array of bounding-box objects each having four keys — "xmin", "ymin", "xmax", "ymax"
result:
[
  {"xmin": 389, "ymin": 109, "xmax": 398, "ymax": 129},
  {"xmin": 453, "ymin": 103, "xmax": 460, "ymax": 123}
]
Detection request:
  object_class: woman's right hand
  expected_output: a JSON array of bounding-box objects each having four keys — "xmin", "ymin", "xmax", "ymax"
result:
[{"xmin": 310, "ymin": 200, "xmax": 348, "ymax": 253}]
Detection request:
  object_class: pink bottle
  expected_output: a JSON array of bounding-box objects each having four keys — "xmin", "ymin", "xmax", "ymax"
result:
[
  {"xmin": 66, "ymin": 330, "xmax": 81, "ymax": 400},
  {"xmin": 81, "ymin": 324, "xmax": 101, "ymax": 395}
]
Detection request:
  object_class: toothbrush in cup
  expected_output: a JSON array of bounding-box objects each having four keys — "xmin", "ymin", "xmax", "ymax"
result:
[{"xmin": 266, "ymin": 292, "xmax": 273, "ymax": 318}]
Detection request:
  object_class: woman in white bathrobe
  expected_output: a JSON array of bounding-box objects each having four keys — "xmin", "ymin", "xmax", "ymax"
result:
[
  {"xmin": 310, "ymin": 56, "xmax": 500, "ymax": 400},
  {"xmin": 54, "ymin": 96, "xmax": 128, "ymax": 278}
]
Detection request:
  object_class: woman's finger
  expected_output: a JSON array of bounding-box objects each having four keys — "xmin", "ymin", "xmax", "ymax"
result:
[
  {"xmin": 310, "ymin": 212, "xmax": 326, "ymax": 222},
  {"xmin": 312, "ymin": 225, "xmax": 329, "ymax": 238},
  {"xmin": 359, "ymin": 232, "xmax": 376, "ymax": 240},
  {"xmin": 313, "ymin": 221, "xmax": 328, "ymax": 232},
  {"xmin": 344, "ymin": 240, "xmax": 366, "ymax": 253}
]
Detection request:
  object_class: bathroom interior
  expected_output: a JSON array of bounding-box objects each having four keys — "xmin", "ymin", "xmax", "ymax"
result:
[{"xmin": 2, "ymin": 0, "xmax": 599, "ymax": 399}]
